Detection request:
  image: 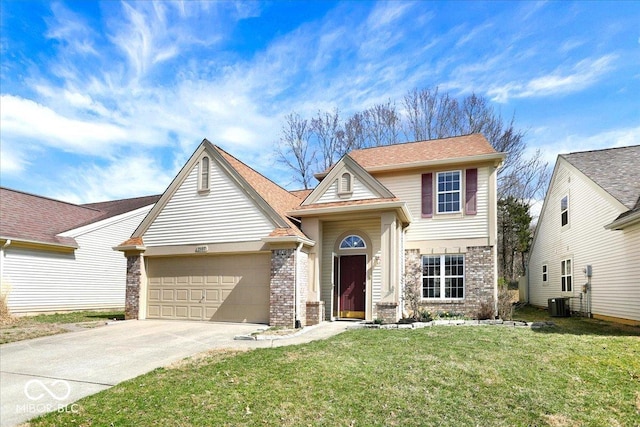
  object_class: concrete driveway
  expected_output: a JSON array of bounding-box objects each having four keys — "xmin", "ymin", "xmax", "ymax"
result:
[{"xmin": 0, "ymin": 320, "xmax": 264, "ymax": 427}]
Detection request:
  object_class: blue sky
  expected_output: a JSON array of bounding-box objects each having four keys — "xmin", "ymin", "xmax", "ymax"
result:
[{"xmin": 1, "ymin": 1, "xmax": 638, "ymax": 204}]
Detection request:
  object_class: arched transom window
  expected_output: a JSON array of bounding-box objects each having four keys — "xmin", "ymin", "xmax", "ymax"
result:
[{"xmin": 340, "ymin": 235, "xmax": 366, "ymax": 249}]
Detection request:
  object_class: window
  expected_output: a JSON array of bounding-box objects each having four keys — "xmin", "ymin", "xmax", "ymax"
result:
[
  {"xmin": 422, "ymin": 255, "xmax": 465, "ymax": 299},
  {"xmin": 542, "ymin": 264, "xmax": 548, "ymax": 283},
  {"xmin": 561, "ymin": 259, "xmax": 572, "ymax": 292},
  {"xmin": 340, "ymin": 235, "xmax": 366, "ymax": 249},
  {"xmin": 339, "ymin": 172, "xmax": 352, "ymax": 194},
  {"xmin": 561, "ymin": 195, "xmax": 568, "ymax": 226},
  {"xmin": 199, "ymin": 156, "xmax": 210, "ymax": 192},
  {"xmin": 437, "ymin": 171, "xmax": 461, "ymax": 213}
]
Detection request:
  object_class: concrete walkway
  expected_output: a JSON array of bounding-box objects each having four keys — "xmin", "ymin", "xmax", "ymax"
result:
[{"xmin": 0, "ymin": 320, "xmax": 348, "ymax": 427}]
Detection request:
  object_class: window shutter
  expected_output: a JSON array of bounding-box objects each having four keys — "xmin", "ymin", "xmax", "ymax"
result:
[
  {"xmin": 465, "ymin": 168, "xmax": 477, "ymax": 215},
  {"xmin": 421, "ymin": 173, "xmax": 433, "ymax": 218}
]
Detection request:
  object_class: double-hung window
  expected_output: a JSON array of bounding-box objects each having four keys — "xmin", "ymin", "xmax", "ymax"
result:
[
  {"xmin": 437, "ymin": 171, "xmax": 461, "ymax": 213},
  {"xmin": 542, "ymin": 264, "xmax": 548, "ymax": 283},
  {"xmin": 422, "ymin": 254, "xmax": 465, "ymax": 299},
  {"xmin": 561, "ymin": 259, "xmax": 572, "ymax": 292},
  {"xmin": 561, "ymin": 195, "xmax": 569, "ymax": 226}
]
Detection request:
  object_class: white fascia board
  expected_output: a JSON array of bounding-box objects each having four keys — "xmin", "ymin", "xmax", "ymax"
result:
[
  {"xmin": 60, "ymin": 204, "xmax": 155, "ymax": 238},
  {"xmin": 290, "ymin": 201, "xmax": 413, "ymax": 223}
]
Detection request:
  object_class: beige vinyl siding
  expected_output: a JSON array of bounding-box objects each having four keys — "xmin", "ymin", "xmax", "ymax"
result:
[
  {"xmin": 316, "ymin": 177, "xmax": 378, "ymax": 204},
  {"xmin": 377, "ymin": 166, "xmax": 490, "ymax": 241},
  {"xmin": 320, "ymin": 218, "xmax": 381, "ymax": 320},
  {"xmin": 529, "ymin": 162, "xmax": 640, "ymax": 322},
  {"xmin": 2, "ymin": 207, "xmax": 151, "ymax": 314},
  {"xmin": 143, "ymin": 162, "xmax": 274, "ymax": 246}
]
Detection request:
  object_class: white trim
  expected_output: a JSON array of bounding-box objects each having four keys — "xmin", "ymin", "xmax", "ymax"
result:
[
  {"xmin": 60, "ymin": 204, "xmax": 155, "ymax": 238},
  {"xmin": 436, "ymin": 170, "xmax": 462, "ymax": 214},
  {"xmin": 561, "ymin": 258, "xmax": 573, "ymax": 293},
  {"xmin": 421, "ymin": 254, "xmax": 465, "ymax": 300}
]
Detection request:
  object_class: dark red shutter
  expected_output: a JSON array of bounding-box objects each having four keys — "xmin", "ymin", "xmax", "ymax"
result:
[
  {"xmin": 465, "ymin": 168, "xmax": 478, "ymax": 215},
  {"xmin": 421, "ymin": 173, "xmax": 433, "ymax": 218}
]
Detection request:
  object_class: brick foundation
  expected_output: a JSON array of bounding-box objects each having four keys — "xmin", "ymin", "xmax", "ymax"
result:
[
  {"xmin": 404, "ymin": 246, "xmax": 495, "ymax": 319},
  {"xmin": 376, "ymin": 302, "xmax": 399, "ymax": 323},
  {"xmin": 270, "ymin": 249, "xmax": 296, "ymax": 328},
  {"xmin": 306, "ymin": 301, "xmax": 325, "ymax": 325},
  {"xmin": 125, "ymin": 254, "xmax": 142, "ymax": 320}
]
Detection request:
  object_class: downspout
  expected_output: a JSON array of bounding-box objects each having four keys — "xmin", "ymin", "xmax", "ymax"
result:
[
  {"xmin": 295, "ymin": 242, "xmax": 303, "ymax": 329},
  {"xmin": 1, "ymin": 240, "xmax": 11, "ymax": 295}
]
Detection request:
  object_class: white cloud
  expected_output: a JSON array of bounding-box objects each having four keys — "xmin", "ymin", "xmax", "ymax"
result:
[
  {"xmin": 488, "ymin": 54, "xmax": 618, "ymax": 102},
  {"xmin": 530, "ymin": 125, "xmax": 640, "ymax": 167},
  {"xmin": 0, "ymin": 141, "xmax": 29, "ymax": 175},
  {"xmin": 0, "ymin": 95, "xmax": 128, "ymax": 154},
  {"xmin": 51, "ymin": 154, "xmax": 177, "ymax": 204}
]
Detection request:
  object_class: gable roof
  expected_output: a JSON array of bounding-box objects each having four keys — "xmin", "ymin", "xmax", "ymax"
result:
[
  {"xmin": 302, "ymin": 154, "xmax": 396, "ymax": 206},
  {"xmin": 561, "ymin": 145, "xmax": 640, "ymax": 210},
  {"xmin": 316, "ymin": 134, "xmax": 503, "ymax": 178},
  {"xmin": 214, "ymin": 145, "xmax": 305, "ymax": 237},
  {"xmin": 130, "ymin": 140, "xmax": 307, "ymax": 244},
  {"xmin": 0, "ymin": 187, "xmax": 159, "ymax": 249}
]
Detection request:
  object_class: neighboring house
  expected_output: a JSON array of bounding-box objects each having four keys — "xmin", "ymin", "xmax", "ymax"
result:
[
  {"xmin": 117, "ymin": 134, "xmax": 504, "ymax": 326},
  {"xmin": 528, "ymin": 145, "xmax": 640, "ymax": 325},
  {"xmin": 0, "ymin": 188, "xmax": 160, "ymax": 314}
]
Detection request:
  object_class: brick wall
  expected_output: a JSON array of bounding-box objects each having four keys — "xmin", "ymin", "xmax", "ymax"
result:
[
  {"xmin": 270, "ymin": 249, "xmax": 296, "ymax": 327},
  {"xmin": 306, "ymin": 301, "xmax": 324, "ymax": 325},
  {"xmin": 376, "ymin": 302, "xmax": 399, "ymax": 323},
  {"xmin": 125, "ymin": 254, "xmax": 142, "ymax": 320},
  {"xmin": 404, "ymin": 246, "xmax": 495, "ymax": 319}
]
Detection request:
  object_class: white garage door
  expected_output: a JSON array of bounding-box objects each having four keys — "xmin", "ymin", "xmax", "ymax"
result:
[{"xmin": 146, "ymin": 254, "xmax": 270, "ymax": 323}]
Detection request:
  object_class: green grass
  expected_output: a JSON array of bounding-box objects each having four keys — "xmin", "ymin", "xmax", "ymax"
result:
[
  {"xmin": 30, "ymin": 308, "xmax": 640, "ymax": 427},
  {"xmin": 27, "ymin": 310, "xmax": 125, "ymax": 324}
]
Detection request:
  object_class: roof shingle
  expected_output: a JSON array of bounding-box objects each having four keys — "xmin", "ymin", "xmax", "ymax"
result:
[
  {"xmin": 344, "ymin": 133, "xmax": 498, "ymax": 171},
  {"xmin": 214, "ymin": 146, "xmax": 306, "ymax": 238},
  {"xmin": 562, "ymin": 145, "xmax": 640, "ymax": 210},
  {"xmin": 0, "ymin": 187, "xmax": 159, "ymax": 247}
]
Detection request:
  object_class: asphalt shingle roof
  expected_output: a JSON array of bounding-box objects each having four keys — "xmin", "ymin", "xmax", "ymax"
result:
[
  {"xmin": 562, "ymin": 145, "xmax": 640, "ymax": 210},
  {"xmin": 214, "ymin": 146, "xmax": 306, "ymax": 238},
  {"xmin": 0, "ymin": 187, "xmax": 159, "ymax": 247},
  {"xmin": 345, "ymin": 133, "xmax": 497, "ymax": 170}
]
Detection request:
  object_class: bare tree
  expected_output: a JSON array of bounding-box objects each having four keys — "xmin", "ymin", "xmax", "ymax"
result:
[
  {"xmin": 362, "ymin": 101, "xmax": 401, "ymax": 147},
  {"xmin": 274, "ymin": 113, "xmax": 315, "ymax": 189},
  {"xmin": 344, "ymin": 112, "xmax": 367, "ymax": 152},
  {"xmin": 311, "ymin": 109, "xmax": 345, "ymax": 172},
  {"xmin": 403, "ymin": 87, "xmax": 458, "ymax": 140},
  {"xmin": 403, "ymin": 87, "xmax": 549, "ymax": 202}
]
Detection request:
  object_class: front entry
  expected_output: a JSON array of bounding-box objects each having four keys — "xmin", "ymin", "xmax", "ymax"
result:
[{"xmin": 339, "ymin": 255, "xmax": 366, "ymax": 319}]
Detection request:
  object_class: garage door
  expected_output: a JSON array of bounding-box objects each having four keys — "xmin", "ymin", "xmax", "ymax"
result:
[{"xmin": 146, "ymin": 254, "xmax": 270, "ymax": 323}]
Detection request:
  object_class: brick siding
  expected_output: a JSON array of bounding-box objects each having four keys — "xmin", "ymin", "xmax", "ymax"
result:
[
  {"xmin": 270, "ymin": 249, "xmax": 296, "ymax": 327},
  {"xmin": 404, "ymin": 246, "xmax": 495, "ymax": 319},
  {"xmin": 125, "ymin": 254, "xmax": 142, "ymax": 320},
  {"xmin": 306, "ymin": 301, "xmax": 325, "ymax": 325}
]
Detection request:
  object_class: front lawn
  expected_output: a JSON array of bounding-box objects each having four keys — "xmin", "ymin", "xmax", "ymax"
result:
[
  {"xmin": 0, "ymin": 310, "xmax": 124, "ymax": 344},
  {"xmin": 30, "ymin": 308, "xmax": 640, "ymax": 426}
]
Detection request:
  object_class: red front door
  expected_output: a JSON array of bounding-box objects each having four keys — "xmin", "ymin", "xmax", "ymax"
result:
[{"xmin": 339, "ymin": 255, "xmax": 366, "ymax": 319}]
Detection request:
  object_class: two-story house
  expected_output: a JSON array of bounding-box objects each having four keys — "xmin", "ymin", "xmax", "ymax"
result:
[
  {"xmin": 528, "ymin": 145, "xmax": 640, "ymax": 325},
  {"xmin": 117, "ymin": 134, "xmax": 504, "ymax": 326}
]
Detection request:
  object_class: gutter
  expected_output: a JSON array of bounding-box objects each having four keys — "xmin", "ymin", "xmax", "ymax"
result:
[{"xmin": 604, "ymin": 209, "xmax": 640, "ymax": 230}]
